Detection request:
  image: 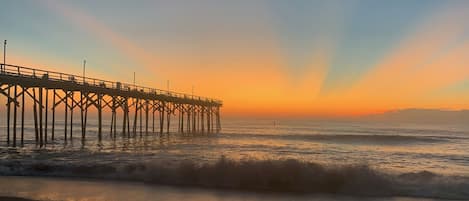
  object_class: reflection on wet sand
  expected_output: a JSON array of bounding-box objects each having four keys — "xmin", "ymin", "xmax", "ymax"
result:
[{"xmin": 0, "ymin": 176, "xmax": 445, "ymax": 201}]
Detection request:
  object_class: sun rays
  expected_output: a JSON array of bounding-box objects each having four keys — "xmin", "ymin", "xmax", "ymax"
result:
[
  {"xmin": 42, "ymin": 0, "xmax": 160, "ymax": 80},
  {"xmin": 7, "ymin": 0, "xmax": 468, "ymax": 117},
  {"xmin": 336, "ymin": 1, "xmax": 469, "ymax": 113}
]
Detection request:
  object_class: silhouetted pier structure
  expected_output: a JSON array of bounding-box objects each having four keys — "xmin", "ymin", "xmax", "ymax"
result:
[{"xmin": 0, "ymin": 63, "xmax": 222, "ymax": 147}]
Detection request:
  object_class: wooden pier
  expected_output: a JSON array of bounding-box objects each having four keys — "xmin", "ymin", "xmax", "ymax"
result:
[{"xmin": 0, "ymin": 63, "xmax": 222, "ymax": 147}]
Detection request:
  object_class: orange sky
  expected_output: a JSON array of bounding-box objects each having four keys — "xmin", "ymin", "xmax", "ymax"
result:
[{"xmin": 2, "ymin": 0, "xmax": 469, "ymax": 117}]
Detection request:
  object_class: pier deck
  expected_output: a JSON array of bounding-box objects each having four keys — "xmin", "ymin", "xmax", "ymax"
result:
[{"xmin": 0, "ymin": 63, "xmax": 222, "ymax": 147}]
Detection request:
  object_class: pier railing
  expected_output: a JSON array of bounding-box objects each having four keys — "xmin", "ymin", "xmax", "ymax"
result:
[
  {"xmin": 0, "ymin": 63, "xmax": 222, "ymax": 105},
  {"xmin": 1, "ymin": 62, "xmax": 222, "ymax": 147}
]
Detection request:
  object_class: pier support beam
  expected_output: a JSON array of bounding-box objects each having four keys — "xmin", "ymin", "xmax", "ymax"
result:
[
  {"xmin": 13, "ymin": 85, "xmax": 17, "ymax": 147},
  {"xmin": 140, "ymin": 100, "xmax": 143, "ymax": 137},
  {"xmin": 69, "ymin": 91, "xmax": 76, "ymax": 142},
  {"xmin": 122, "ymin": 97, "xmax": 127, "ymax": 136},
  {"xmin": 7, "ymin": 85, "xmax": 11, "ymax": 145},
  {"xmin": 39, "ymin": 87, "xmax": 43, "ymax": 147},
  {"xmin": 0, "ymin": 64, "xmax": 222, "ymax": 146},
  {"xmin": 64, "ymin": 91, "xmax": 68, "ymax": 141},
  {"xmin": 133, "ymin": 98, "xmax": 138, "ymax": 137},
  {"xmin": 160, "ymin": 101, "xmax": 165, "ymax": 135},
  {"xmin": 52, "ymin": 89, "xmax": 55, "ymax": 141},
  {"xmin": 145, "ymin": 100, "xmax": 149, "ymax": 135},
  {"xmin": 181, "ymin": 110, "xmax": 184, "ymax": 135},
  {"xmin": 201, "ymin": 110, "xmax": 203, "ymax": 133},
  {"xmin": 152, "ymin": 100, "xmax": 156, "ymax": 134},
  {"xmin": 21, "ymin": 87, "xmax": 25, "ymax": 145},
  {"xmin": 80, "ymin": 91, "xmax": 85, "ymax": 142},
  {"xmin": 45, "ymin": 89, "xmax": 48, "ymax": 144},
  {"xmin": 33, "ymin": 88, "xmax": 38, "ymax": 143},
  {"xmin": 167, "ymin": 104, "xmax": 171, "ymax": 135},
  {"xmin": 207, "ymin": 106, "xmax": 211, "ymax": 134}
]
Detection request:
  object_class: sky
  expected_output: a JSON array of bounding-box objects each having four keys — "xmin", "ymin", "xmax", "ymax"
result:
[{"xmin": 1, "ymin": 0, "xmax": 468, "ymax": 117}]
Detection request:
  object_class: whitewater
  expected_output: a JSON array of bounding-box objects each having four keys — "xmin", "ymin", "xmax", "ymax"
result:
[{"xmin": 0, "ymin": 119, "xmax": 468, "ymax": 200}]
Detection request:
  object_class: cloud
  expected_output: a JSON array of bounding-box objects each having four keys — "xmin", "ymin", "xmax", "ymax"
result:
[
  {"xmin": 340, "ymin": 1, "xmax": 469, "ymax": 110},
  {"xmin": 42, "ymin": 0, "xmax": 159, "ymax": 77}
]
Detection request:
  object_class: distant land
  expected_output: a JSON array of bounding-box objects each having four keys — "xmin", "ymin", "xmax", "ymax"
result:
[{"xmin": 360, "ymin": 109, "xmax": 469, "ymax": 124}]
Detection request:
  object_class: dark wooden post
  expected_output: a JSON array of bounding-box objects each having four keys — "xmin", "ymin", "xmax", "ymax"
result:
[
  {"xmin": 83, "ymin": 94, "xmax": 88, "ymax": 144},
  {"xmin": 33, "ymin": 88, "xmax": 38, "ymax": 143},
  {"xmin": 112, "ymin": 96, "xmax": 117, "ymax": 138},
  {"xmin": 7, "ymin": 85, "xmax": 11, "ymax": 145},
  {"xmin": 98, "ymin": 94, "xmax": 102, "ymax": 142},
  {"xmin": 70, "ymin": 91, "xmax": 74, "ymax": 141},
  {"xmin": 45, "ymin": 89, "xmax": 48, "ymax": 144},
  {"xmin": 39, "ymin": 87, "xmax": 43, "ymax": 147},
  {"xmin": 145, "ymin": 100, "xmax": 149, "ymax": 135},
  {"xmin": 125, "ymin": 99, "xmax": 130, "ymax": 138},
  {"xmin": 126, "ymin": 101, "xmax": 130, "ymax": 138},
  {"xmin": 51, "ymin": 89, "xmax": 55, "ymax": 141},
  {"xmin": 110, "ymin": 104, "xmax": 114, "ymax": 138},
  {"xmin": 13, "ymin": 85, "xmax": 17, "ymax": 147},
  {"xmin": 159, "ymin": 102, "xmax": 164, "ymax": 135},
  {"xmin": 207, "ymin": 106, "xmax": 212, "ymax": 133},
  {"xmin": 166, "ymin": 104, "xmax": 170, "ymax": 134},
  {"xmin": 192, "ymin": 105, "xmax": 196, "ymax": 133},
  {"xmin": 140, "ymin": 101, "xmax": 143, "ymax": 137},
  {"xmin": 181, "ymin": 110, "xmax": 184, "ymax": 134},
  {"xmin": 80, "ymin": 91, "xmax": 84, "ymax": 141},
  {"xmin": 122, "ymin": 97, "xmax": 127, "ymax": 135},
  {"xmin": 64, "ymin": 91, "xmax": 68, "ymax": 141},
  {"xmin": 152, "ymin": 101, "xmax": 155, "ymax": 134},
  {"xmin": 186, "ymin": 105, "xmax": 191, "ymax": 133},
  {"xmin": 21, "ymin": 87, "xmax": 25, "ymax": 145},
  {"xmin": 200, "ymin": 106, "xmax": 205, "ymax": 133},
  {"xmin": 178, "ymin": 108, "xmax": 181, "ymax": 133},
  {"xmin": 133, "ymin": 98, "xmax": 138, "ymax": 137}
]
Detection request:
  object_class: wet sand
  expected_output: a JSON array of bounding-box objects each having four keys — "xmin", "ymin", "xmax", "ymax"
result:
[
  {"xmin": 0, "ymin": 176, "xmax": 448, "ymax": 201},
  {"xmin": 0, "ymin": 196, "xmax": 36, "ymax": 201}
]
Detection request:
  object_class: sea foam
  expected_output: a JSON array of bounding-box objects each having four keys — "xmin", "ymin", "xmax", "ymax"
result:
[{"xmin": 1, "ymin": 156, "xmax": 468, "ymax": 200}]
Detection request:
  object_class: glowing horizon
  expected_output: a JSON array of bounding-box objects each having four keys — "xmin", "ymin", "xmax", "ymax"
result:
[{"xmin": 1, "ymin": 0, "xmax": 468, "ymax": 117}]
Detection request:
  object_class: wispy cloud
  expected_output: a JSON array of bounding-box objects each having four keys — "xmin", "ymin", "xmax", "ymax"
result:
[
  {"xmin": 273, "ymin": 1, "xmax": 347, "ymax": 99},
  {"xmin": 340, "ymin": 1, "xmax": 469, "ymax": 110},
  {"xmin": 42, "ymin": 0, "xmax": 159, "ymax": 77}
]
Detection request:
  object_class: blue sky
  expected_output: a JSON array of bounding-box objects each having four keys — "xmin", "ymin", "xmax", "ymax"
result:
[{"xmin": 1, "ymin": 0, "xmax": 468, "ymax": 116}]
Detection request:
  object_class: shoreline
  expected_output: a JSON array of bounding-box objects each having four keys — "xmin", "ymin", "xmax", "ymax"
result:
[
  {"xmin": 1, "ymin": 155, "xmax": 468, "ymax": 200},
  {"xmin": 0, "ymin": 175, "xmax": 455, "ymax": 201},
  {"xmin": 0, "ymin": 196, "xmax": 37, "ymax": 201}
]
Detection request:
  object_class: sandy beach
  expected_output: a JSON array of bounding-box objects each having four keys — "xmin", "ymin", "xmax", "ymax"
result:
[
  {"xmin": 0, "ymin": 176, "xmax": 452, "ymax": 201},
  {"xmin": 0, "ymin": 196, "xmax": 36, "ymax": 201}
]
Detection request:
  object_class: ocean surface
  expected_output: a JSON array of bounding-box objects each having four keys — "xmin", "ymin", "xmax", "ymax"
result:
[{"xmin": 0, "ymin": 118, "xmax": 468, "ymax": 200}]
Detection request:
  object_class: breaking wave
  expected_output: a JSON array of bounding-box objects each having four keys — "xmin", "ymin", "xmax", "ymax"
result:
[{"xmin": 1, "ymin": 156, "xmax": 468, "ymax": 199}]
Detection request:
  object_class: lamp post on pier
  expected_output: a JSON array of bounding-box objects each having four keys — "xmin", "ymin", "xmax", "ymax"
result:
[
  {"xmin": 2, "ymin": 40, "xmax": 6, "ymax": 73},
  {"xmin": 83, "ymin": 59, "xmax": 86, "ymax": 84},
  {"xmin": 167, "ymin": 80, "xmax": 170, "ymax": 95}
]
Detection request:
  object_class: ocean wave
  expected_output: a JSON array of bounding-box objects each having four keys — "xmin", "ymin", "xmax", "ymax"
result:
[
  {"xmin": 222, "ymin": 133, "xmax": 456, "ymax": 145},
  {"xmin": 1, "ymin": 157, "xmax": 468, "ymax": 199}
]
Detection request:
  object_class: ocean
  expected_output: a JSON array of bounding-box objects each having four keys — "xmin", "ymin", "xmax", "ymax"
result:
[{"xmin": 0, "ymin": 118, "xmax": 468, "ymax": 200}]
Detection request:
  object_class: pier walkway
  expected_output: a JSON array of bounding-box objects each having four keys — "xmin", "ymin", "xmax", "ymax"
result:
[{"xmin": 0, "ymin": 63, "xmax": 222, "ymax": 147}]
